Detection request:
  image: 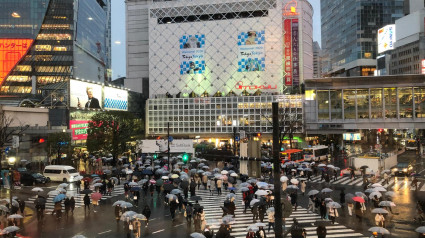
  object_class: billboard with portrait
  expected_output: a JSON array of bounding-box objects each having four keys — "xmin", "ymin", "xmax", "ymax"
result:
[
  {"xmin": 140, "ymin": 139, "xmax": 194, "ymax": 154},
  {"xmin": 179, "ymin": 34, "xmax": 205, "ymax": 75},
  {"xmin": 70, "ymin": 79, "xmax": 102, "ymax": 109},
  {"xmin": 377, "ymin": 25, "xmax": 396, "ymax": 54},
  {"xmin": 103, "ymin": 87, "xmax": 128, "ymax": 111},
  {"xmin": 237, "ymin": 30, "xmax": 265, "ymax": 72}
]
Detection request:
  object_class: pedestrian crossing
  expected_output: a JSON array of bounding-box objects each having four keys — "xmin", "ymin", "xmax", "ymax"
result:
[
  {"xmin": 26, "ymin": 185, "xmax": 125, "ymax": 213},
  {"xmin": 304, "ymin": 175, "xmax": 425, "ymax": 191},
  {"xmin": 194, "ymin": 189, "xmax": 368, "ymax": 238}
]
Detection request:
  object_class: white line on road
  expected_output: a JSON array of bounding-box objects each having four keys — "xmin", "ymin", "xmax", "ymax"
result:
[
  {"xmin": 98, "ymin": 230, "xmax": 112, "ymax": 235},
  {"xmin": 173, "ymin": 223, "xmax": 185, "ymax": 227},
  {"xmin": 152, "ymin": 229, "xmax": 164, "ymax": 234}
]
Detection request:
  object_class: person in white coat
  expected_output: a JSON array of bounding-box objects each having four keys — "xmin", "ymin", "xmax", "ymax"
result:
[
  {"xmin": 329, "ymin": 207, "xmax": 339, "ymax": 224},
  {"xmin": 375, "ymin": 213, "xmax": 385, "ymax": 227}
]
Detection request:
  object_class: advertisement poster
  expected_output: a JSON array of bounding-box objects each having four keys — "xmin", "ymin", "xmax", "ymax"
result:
[
  {"xmin": 70, "ymin": 120, "xmax": 89, "ymax": 140},
  {"xmin": 140, "ymin": 140, "xmax": 194, "ymax": 154},
  {"xmin": 292, "ymin": 19, "xmax": 299, "ymax": 85},
  {"xmin": 103, "ymin": 86, "xmax": 128, "ymax": 111},
  {"xmin": 343, "ymin": 133, "xmax": 361, "ymax": 141},
  {"xmin": 70, "ymin": 80, "xmax": 102, "ymax": 109},
  {"xmin": 179, "ymin": 35, "xmax": 205, "ymax": 75},
  {"xmin": 284, "ymin": 19, "xmax": 292, "ymax": 86},
  {"xmin": 377, "ymin": 25, "xmax": 395, "ymax": 54},
  {"xmin": 237, "ymin": 30, "xmax": 265, "ymax": 72}
]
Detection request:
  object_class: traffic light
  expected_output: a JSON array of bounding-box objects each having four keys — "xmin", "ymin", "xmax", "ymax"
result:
[
  {"xmin": 39, "ymin": 138, "xmax": 45, "ymax": 143},
  {"xmin": 377, "ymin": 129, "xmax": 383, "ymax": 133},
  {"xmin": 153, "ymin": 154, "xmax": 158, "ymax": 159},
  {"xmin": 182, "ymin": 153, "xmax": 189, "ymax": 163}
]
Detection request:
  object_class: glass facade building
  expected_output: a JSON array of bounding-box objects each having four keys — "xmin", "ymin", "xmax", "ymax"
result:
[
  {"xmin": 321, "ymin": 0, "xmax": 404, "ymax": 77},
  {"xmin": 0, "ymin": 0, "xmax": 111, "ymax": 96}
]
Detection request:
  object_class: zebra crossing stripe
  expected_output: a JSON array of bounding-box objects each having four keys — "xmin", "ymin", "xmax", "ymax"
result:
[{"xmin": 331, "ymin": 177, "xmax": 350, "ymax": 185}]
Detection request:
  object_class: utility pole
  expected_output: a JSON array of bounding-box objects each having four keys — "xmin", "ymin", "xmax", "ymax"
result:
[
  {"xmin": 272, "ymin": 102, "xmax": 283, "ymax": 238},
  {"xmin": 233, "ymin": 127, "xmax": 237, "ymax": 156},
  {"xmin": 167, "ymin": 122, "xmax": 171, "ymax": 170}
]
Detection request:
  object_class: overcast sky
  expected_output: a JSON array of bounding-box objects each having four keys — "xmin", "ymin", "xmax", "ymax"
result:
[{"xmin": 111, "ymin": 0, "xmax": 321, "ymax": 80}]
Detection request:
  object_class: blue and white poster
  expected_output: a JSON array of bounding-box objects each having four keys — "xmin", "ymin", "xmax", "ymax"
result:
[
  {"xmin": 179, "ymin": 34, "xmax": 205, "ymax": 75},
  {"xmin": 237, "ymin": 30, "xmax": 265, "ymax": 72},
  {"xmin": 103, "ymin": 86, "xmax": 128, "ymax": 111}
]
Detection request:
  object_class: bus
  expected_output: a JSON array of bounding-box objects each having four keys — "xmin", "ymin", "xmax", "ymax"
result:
[
  {"xmin": 281, "ymin": 149, "xmax": 303, "ymax": 162},
  {"xmin": 303, "ymin": 145, "xmax": 329, "ymax": 162},
  {"xmin": 405, "ymin": 140, "xmax": 417, "ymax": 151}
]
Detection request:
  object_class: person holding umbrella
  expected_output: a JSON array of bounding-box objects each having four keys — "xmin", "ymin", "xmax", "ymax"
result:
[
  {"xmin": 186, "ymin": 203, "xmax": 193, "ymax": 226},
  {"xmin": 412, "ymin": 176, "xmax": 419, "ymax": 190},
  {"xmin": 64, "ymin": 198, "xmax": 71, "ymax": 217},
  {"xmin": 256, "ymin": 224, "xmax": 267, "ymax": 238},
  {"xmin": 114, "ymin": 204, "xmax": 121, "ymax": 222},
  {"xmin": 84, "ymin": 194, "xmax": 90, "ymax": 213},
  {"xmin": 375, "ymin": 213, "xmax": 385, "ymax": 227},
  {"xmin": 142, "ymin": 205, "xmax": 151, "ymax": 227},
  {"xmin": 76, "ymin": 179, "xmax": 81, "ymax": 194},
  {"xmin": 190, "ymin": 179, "xmax": 197, "ymax": 197},
  {"xmin": 316, "ymin": 224, "xmax": 327, "ymax": 238},
  {"xmin": 70, "ymin": 196, "xmax": 75, "ymax": 214},
  {"xmin": 251, "ymin": 203, "xmax": 259, "ymax": 222},
  {"xmin": 329, "ymin": 206, "xmax": 339, "ymax": 224},
  {"xmin": 203, "ymin": 224, "xmax": 214, "ymax": 238}
]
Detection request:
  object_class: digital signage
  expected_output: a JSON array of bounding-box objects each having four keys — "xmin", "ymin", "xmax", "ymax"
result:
[
  {"xmin": 70, "ymin": 120, "xmax": 89, "ymax": 140},
  {"xmin": 0, "ymin": 39, "xmax": 34, "ymax": 86},
  {"xmin": 343, "ymin": 133, "xmax": 361, "ymax": 141},
  {"xmin": 377, "ymin": 25, "xmax": 396, "ymax": 54},
  {"xmin": 103, "ymin": 86, "xmax": 128, "ymax": 111},
  {"xmin": 70, "ymin": 79, "xmax": 103, "ymax": 109}
]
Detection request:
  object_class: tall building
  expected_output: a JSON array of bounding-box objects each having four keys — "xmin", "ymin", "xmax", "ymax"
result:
[
  {"xmin": 127, "ymin": 0, "xmax": 313, "ymax": 139},
  {"xmin": 0, "ymin": 0, "xmax": 111, "ymax": 96},
  {"xmin": 313, "ymin": 41, "xmax": 321, "ymax": 78},
  {"xmin": 321, "ymin": 0, "xmax": 404, "ymax": 77}
]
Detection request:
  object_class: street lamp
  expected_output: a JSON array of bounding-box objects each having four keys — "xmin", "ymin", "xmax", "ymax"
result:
[{"xmin": 7, "ymin": 157, "xmax": 16, "ymax": 209}]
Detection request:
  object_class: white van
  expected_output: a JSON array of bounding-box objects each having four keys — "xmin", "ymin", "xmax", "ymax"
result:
[{"xmin": 43, "ymin": 165, "xmax": 80, "ymax": 182}]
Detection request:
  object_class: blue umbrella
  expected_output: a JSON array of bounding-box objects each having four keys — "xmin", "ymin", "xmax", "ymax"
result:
[
  {"xmin": 130, "ymin": 186, "xmax": 141, "ymax": 191},
  {"xmin": 91, "ymin": 174, "xmax": 99, "ymax": 177},
  {"xmin": 229, "ymin": 187, "xmax": 237, "ymax": 191},
  {"xmin": 53, "ymin": 194, "xmax": 66, "ymax": 203},
  {"xmin": 142, "ymin": 170, "xmax": 153, "ymax": 175}
]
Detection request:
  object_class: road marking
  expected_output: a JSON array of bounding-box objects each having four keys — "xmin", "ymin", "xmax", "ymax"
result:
[
  {"xmin": 173, "ymin": 223, "xmax": 184, "ymax": 227},
  {"xmin": 152, "ymin": 229, "xmax": 164, "ymax": 234},
  {"xmin": 98, "ymin": 230, "xmax": 112, "ymax": 235}
]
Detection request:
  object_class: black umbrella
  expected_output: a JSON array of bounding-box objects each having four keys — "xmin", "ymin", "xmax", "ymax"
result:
[
  {"xmin": 181, "ymin": 181, "xmax": 189, "ymax": 189},
  {"xmin": 142, "ymin": 170, "xmax": 154, "ymax": 175},
  {"xmin": 163, "ymin": 183, "xmax": 175, "ymax": 192},
  {"xmin": 360, "ymin": 165, "xmax": 368, "ymax": 169},
  {"xmin": 173, "ymin": 178, "xmax": 181, "ymax": 184},
  {"xmin": 35, "ymin": 196, "xmax": 46, "ymax": 205},
  {"xmin": 228, "ymin": 177, "xmax": 235, "ymax": 184},
  {"xmin": 190, "ymin": 196, "xmax": 202, "ymax": 201},
  {"xmin": 80, "ymin": 189, "xmax": 93, "ymax": 194},
  {"xmin": 345, "ymin": 193, "xmax": 355, "ymax": 203}
]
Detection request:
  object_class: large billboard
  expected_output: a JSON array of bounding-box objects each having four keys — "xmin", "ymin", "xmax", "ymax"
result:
[
  {"xmin": 140, "ymin": 139, "xmax": 194, "ymax": 154},
  {"xmin": 70, "ymin": 80, "xmax": 102, "ymax": 109},
  {"xmin": 377, "ymin": 25, "xmax": 396, "ymax": 54},
  {"xmin": 179, "ymin": 35, "xmax": 205, "ymax": 75},
  {"xmin": 0, "ymin": 39, "xmax": 34, "ymax": 86},
  {"xmin": 237, "ymin": 30, "xmax": 265, "ymax": 72},
  {"xmin": 284, "ymin": 19, "xmax": 292, "ymax": 86},
  {"xmin": 70, "ymin": 120, "xmax": 89, "ymax": 140},
  {"xmin": 103, "ymin": 87, "xmax": 128, "ymax": 111}
]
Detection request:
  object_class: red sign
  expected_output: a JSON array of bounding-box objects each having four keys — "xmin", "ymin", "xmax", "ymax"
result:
[
  {"xmin": 284, "ymin": 19, "xmax": 292, "ymax": 86},
  {"xmin": 70, "ymin": 120, "xmax": 89, "ymax": 140},
  {"xmin": 235, "ymin": 81, "xmax": 277, "ymax": 90},
  {"xmin": 0, "ymin": 39, "xmax": 34, "ymax": 86}
]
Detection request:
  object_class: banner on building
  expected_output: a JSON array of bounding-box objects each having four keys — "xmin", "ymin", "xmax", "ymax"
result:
[
  {"xmin": 140, "ymin": 139, "xmax": 194, "ymax": 154},
  {"xmin": 237, "ymin": 30, "xmax": 265, "ymax": 72},
  {"xmin": 70, "ymin": 120, "xmax": 89, "ymax": 140},
  {"xmin": 103, "ymin": 86, "xmax": 128, "ymax": 111},
  {"xmin": 292, "ymin": 19, "xmax": 299, "ymax": 85},
  {"xmin": 179, "ymin": 35, "xmax": 205, "ymax": 75},
  {"xmin": 283, "ymin": 19, "xmax": 292, "ymax": 86}
]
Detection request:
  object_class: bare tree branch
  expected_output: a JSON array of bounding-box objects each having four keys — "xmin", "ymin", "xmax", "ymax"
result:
[{"xmin": 0, "ymin": 112, "xmax": 29, "ymax": 148}]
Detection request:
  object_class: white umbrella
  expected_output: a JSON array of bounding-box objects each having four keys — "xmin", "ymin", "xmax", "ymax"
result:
[
  {"xmin": 128, "ymin": 182, "xmax": 138, "ymax": 186},
  {"xmin": 321, "ymin": 188, "xmax": 333, "ymax": 193},
  {"xmin": 255, "ymin": 222, "xmax": 267, "ymax": 227},
  {"xmin": 280, "ymin": 176, "xmax": 288, "ymax": 182},
  {"xmin": 230, "ymin": 173, "xmax": 238, "ymax": 177},
  {"xmin": 327, "ymin": 202, "xmax": 341, "ymax": 209},
  {"xmin": 368, "ymin": 227, "xmax": 390, "ymax": 234},
  {"xmin": 369, "ymin": 192, "xmax": 382, "ymax": 199},
  {"xmin": 290, "ymin": 178, "xmax": 299, "ymax": 185},
  {"xmin": 287, "ymin": 185, "xmax": 299, "ymax": 190},
  {"xmin": 373, "ymin": 187, "xmax": 387, "ymax": 192},
  {"xmin": 93, "ymin": 183, "xmax": 103, "ymax": 187},
  {"xmin": 379, "ymin": 201, "xmax": 396, "ymax": 207},
  {"xmin": 7, "ymin": 214, "xmax": 23, "ymax": 219},
  {"xmin": 318, "ymin": 164, "xmax": 326, "ymax": 167},
  {"xmin": 171, "ymin": 174, "xmax": 179, "ymax": 179},
  {"xmin": 71, "ymin": 235, "xmax": 87, "ymax": 238},
  {"xmin": 56, "ymin": 188, "xmax": 66, "ymax": 193},
  {"xmin": 48, "ymin": 190, "xmax": 59, "ymax": 196},
  {"xmin": 3, "ymin": 226, "xmax": 20, "ymax": 233},
  {"xmin": 31, "ymin": 187, "xmax": 43, "ymax": 192},
  {"xmin": 221, "ymin": 170, "xmax": 229, "ymax": 175},
  {"xmin": 190, "ymin": 232, "xmax": 206, "ymax": 238},
  {"xmin": 74, "ymin": 175, "xmax": 84, "ymax": 181},
  {"xmin": 385, "ymin": 191, "xmax": 396, "ymax": 197},
  {"xmin": 415, "ymin": 226, "xmax": 425, "ymax": 233},
  {"xmin": 246, "ymin": 225, "xmax": 259, "ymax": 232},
  {"xmin": 112, "ymin": 200, "xmax": 125, "ymax": 206},
  {"xmin": 250, "ymin": 199, "xmax": 260, "ymax": 206},
  {"xmin": 58, "ymin": 183, "xmax": 68, "ymax": 188},
  {"xmin": 255, "ymin": 190, "xmax": 268, "ymax": 196},
  {"xmin": 371, "ymin": 183, "xmax": 383, "ymax": 187},
  {"xmin": 161, "ymin": 176, "xmax": 169, "ymax": 180},
  {"xmin": 372, "ymin": 208, "xmax": 389, "ymax": 214},
  {"xmin": 307, "ymin": 190, "xmax": 319, "ymax": 196}
]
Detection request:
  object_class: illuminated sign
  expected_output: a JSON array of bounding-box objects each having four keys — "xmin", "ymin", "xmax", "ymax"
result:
[
  {"xmin": 343, "ymin": 133, "xmax": 361, "ymax": 141},
  {"xmin": 283, "ymin": 0, "xmax": 299, "ymax": 16},
  {"xmin": 70, "ymin": 120, "xmax": 89, "ymax": 140},
  {"xmin": 70, "ymin": 79, "xmax": 103, "ymax": 109},
  {"xmin": 0, "ymin": 39, "xmax": 34, "ymax": 86},
  {"xmin": 284, "ymin": 19, "xmax": 292, "ymax": 86},
  {"xmin": 377, "ymin": 25, "xmax": 396, "ymax": 54},
  {"xmin": 421, "ymin": 59, "xmax": 425, "ymax": 74},
  {"xmin": 235, "ymin": 81, "xmax": 277, "ymax": 90},
  {"xmin": 292, "ymin": 19, "xmax": 299, "ymax": 85},
  {"xmin": 103, "ymin": 86, "xmax": 128, "ymax": 111}
]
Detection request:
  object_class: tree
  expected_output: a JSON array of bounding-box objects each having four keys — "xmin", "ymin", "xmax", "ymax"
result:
[
  {"xmin": 46, "ymin": 132, "xmax": 71, "ymax": 163},
  {"xmin": 87, "ymin": 111, "xmax": 143, "ymax": 164},
  {"xmin": 0, "ymin": 111, "xmax": 29, "ymax": 149}
]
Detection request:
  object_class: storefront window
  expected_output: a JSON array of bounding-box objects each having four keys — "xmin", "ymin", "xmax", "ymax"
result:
[
  {"xmin": 370, "ymin": 88, "xmax": 382, "ymax": 119},
  {"xmin": 384, "ymin": 88, "xmax": 397, "ymax": 119},
  {"xmin": 317, "ymin": 90, "xmax": 329, "ymax": 120},
  {"xmin": 357, "ymin": 89, "xmax": 369, "ymax": 119},
  {"xmin": 330, "ymin": 90, "xmax": 342, "ymax": 120},
  {"xmin": 343, "ymin": 89, "xmax": 356, "ymax": 119},
  {"xmin": 414, "ymin": 87, "xmax": 425, "ymax": 118},
  {"xmin": 399, "ymin": 87, "xmax": 413, "ymax": 118}
]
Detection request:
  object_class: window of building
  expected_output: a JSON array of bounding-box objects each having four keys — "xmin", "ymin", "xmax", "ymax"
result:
[
  {"xmin": 6, "ymin": 75, "xmax": 30, "ymax": 82},
  {"xmin": 414, "ymin": 87, "xmax": 425, "ymax": 118},
  {"xmin": 343, "ymin": 89, "xmax": 356, "ymax": 119},
  {"xmin": 35, "ymin": 45, "xmax": 52, "ymax": 51},
  {"xmin": 370, "ymin": 88, "xmax": 382, "ymax": 119},
  {"xmin": 384, "ymin": 88, "xmax": 397, "ymax": 119},
  {"xmin": 317, "ymin": 90, "xmax": 330, "ymax": 120},
  {"xmin": 399, "ymin": 87, "xmax": 413, "ymax": 118},
  {"xmin": 330, "ymin": 90, "xmax": 342, "ymax": 120},
  {"xmin": 357, "ymin": 89, "xmax": 369, "ymax": 119}
]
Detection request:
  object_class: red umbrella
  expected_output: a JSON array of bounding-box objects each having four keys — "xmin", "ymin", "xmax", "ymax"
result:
[
  {"xmin": 82, "ymin": 177, "xmax": 92, "ymax": 182},
  {"xmin": 91, "ymin": 192, "xmax": 102, "ymax": 201},
  {"xmin": 352, "ymin": 196, "xmax": 365, "ymax": 203}
]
